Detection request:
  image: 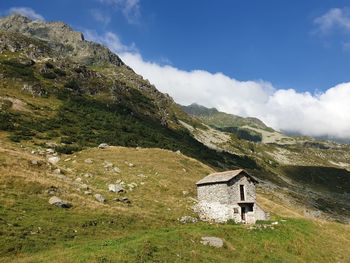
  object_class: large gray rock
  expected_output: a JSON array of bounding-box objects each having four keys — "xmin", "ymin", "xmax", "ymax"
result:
[
  {"xmin": 108, "ymin": 184, "xmax": 125, "ymax": 193},
  {"xmin": 98, "ymin": 143, "xmax": 109, "ymax": 149},
  {"xmin": 48, "ymin": 156, "xmax": 60, "ymax": 165},
  {"xmin": 200, "ymin": 237, "xmax": 224, "ymax": 248},
  {"xmin": 94, "ymin": 194, "xmax": 106, "ymax": 203},
  {"xmin": 48, "ymin": 196, "xmax": 72, "ymax": 208}
]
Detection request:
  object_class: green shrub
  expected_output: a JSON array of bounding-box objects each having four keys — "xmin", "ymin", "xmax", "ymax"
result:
[
  {"xmin": 0, "ymin": 112, "xmax": 15, "ymax": 131},
  {"xmin": 53, "ymin": 68, "xmax": 66, "ymax": 76},
  {"xmin": 42, "ymin": 72, "xmax": 57, "ymax": 79},
  {"xmin": 55, "ymin": 145, "xmax": 82, "ymax": 154},
  {"xmin": 1, "ymin": 59, "xmax": 35, "ymax": 80}
]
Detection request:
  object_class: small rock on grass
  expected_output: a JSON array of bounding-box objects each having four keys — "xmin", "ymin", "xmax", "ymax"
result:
[
  {"xmin": 98, "ymin": 143, "xmax": 109, "ymax": 149},
  {"xmin": 94, "ymin": 194, "xmax": 106, "ymax": 203},
  {"xmin": 49, "ymin": 196, "xmax": 72, "ymax": 208},
  {"xmin": 200, "ymin": 237, "xmax": 224, "ymax": 248},
  {"xmin": 108, "ymin": 184, "xmax": 125, "ymax": 193},
  {"xmin": 48, "ymin": 156, "xmax": 60, "ymax": 165}
]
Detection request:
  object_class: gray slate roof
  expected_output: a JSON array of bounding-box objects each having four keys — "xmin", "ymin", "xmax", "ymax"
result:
[{"xmin": 196, "ymin": 169, "xmax": 257, "ymax": 185}]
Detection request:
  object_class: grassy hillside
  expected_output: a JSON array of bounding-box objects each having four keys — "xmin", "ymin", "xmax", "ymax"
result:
[
  {"xmin": 0, "ymin": 42, "xmax": 256, "ymax": 171},
  {"xmin": 181, "ymin": 103, "xmax": 276, "ymax": 142},
  {"xmin": 0, "ymin": 139, "xmax": 350, "ymax": 263}
]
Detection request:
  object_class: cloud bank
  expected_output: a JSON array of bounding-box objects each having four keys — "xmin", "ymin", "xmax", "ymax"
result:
[
  {"xmin": 98, "ymin": 0, "xmax": 140, "ymax": 24},
  {"xmin": 314, "ymin": 8, "xmax": 350, "ymax": 34},
  {"xmin": 90, "ymin": 9, "xmax": 111, "ymax": 26},
  {"xmin": 8, "ymin": 7, "xmax": 44, "ymax": 20},
  {"xmin": 86, "ymin": 31, "xmax": 350, "ymax": 140}
]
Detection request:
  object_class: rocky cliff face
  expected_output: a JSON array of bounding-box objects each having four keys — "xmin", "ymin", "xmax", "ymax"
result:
[{"xmin": 0, "ymin": 14, "xmax": 123, "ymax": 66}]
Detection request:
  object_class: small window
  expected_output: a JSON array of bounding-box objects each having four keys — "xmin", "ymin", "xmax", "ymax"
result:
[
  {"xmin": 234, "ymin": 208, "xmax": 239, "ymax": 213},
  {"xmin": 240, "ymin": 185, "xmax": 245, "ymax": 201}
]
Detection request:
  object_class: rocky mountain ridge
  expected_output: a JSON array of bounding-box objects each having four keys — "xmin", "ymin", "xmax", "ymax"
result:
[{"xmin": 0, "ymin": 14, "xmax": 123, "ymax": 66}]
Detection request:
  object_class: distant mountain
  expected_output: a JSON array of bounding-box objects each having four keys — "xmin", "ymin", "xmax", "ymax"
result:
[
  {"xmin": 181, "ymin": 103, "xmax": 275, "ymax": 142},
  {"xmin": 181, "ymin": 103, "xmax": 271, "ymax": 131}
]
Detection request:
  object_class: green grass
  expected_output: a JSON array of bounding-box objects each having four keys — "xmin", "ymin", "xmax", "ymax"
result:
[{"xmin": 0, "ymin": 144, "xmax": 349, "ymax": 263}]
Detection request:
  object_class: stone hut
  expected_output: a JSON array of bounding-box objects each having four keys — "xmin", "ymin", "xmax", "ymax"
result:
[{"xmin": 195, "ymin": 169, "xmax": 267, "ymax": 224}]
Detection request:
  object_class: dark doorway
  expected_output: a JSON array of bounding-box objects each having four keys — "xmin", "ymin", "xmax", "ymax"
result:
[
  {"xmin": 241, "ymin": 206, "xmax": 246, "ymax": 221},
  {"xmin": 240, "ymin": 185, "xmax": 245, "ymax": 201}
]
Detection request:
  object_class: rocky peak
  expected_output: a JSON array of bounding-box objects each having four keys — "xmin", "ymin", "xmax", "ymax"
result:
[{"xmin": 0, "ymin": 14, "xmax": 123, "ymax": 67}]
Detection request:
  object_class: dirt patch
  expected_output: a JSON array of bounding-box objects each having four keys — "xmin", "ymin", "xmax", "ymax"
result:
[{"xmin": 0, "ymin": 96, "xmax": 31, "ymax": 112}]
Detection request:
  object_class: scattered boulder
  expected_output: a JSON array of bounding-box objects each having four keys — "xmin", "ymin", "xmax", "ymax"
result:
[
  {"xmin": 125, "ymin": 161, "xmax": 134, "ymax": 167},
  {"xmin": 176, "ymin": 150, "xmax": 181, "ymax": 155},
  {"xmin": 46, "ymin": 148, "xmax": 55, "ymax": 155},
  {"xmin": 29, "ymin": 159, "xmax": 45, "ymax": 167},
  {"xmin": 182, "ymin": 191, "xmax": 189, "ymax": 196},
  {"xmin": 48, "ymin": 156, "xmax": 60, "ymax": 165},
  {"xmin": 179, "ymin": 216, "xmax": 198, "ymax": 224},
  {"xmin": 94, "ymin": 194, "xmax": 106, "ymax": 203},
  {"xmin": 80, "ymin": 184, "xmax": 89, "ymax": 190},
  {"xmin": 113, "ymin": 197, "xmax": 131, "ymax": 204},
  {"xmin": 53, "ymin": 168, "xmax": 61, "ymax": 175},
  {"xmin": 112, "ymin": 167, "xmax": 121, "ymax": 173},
  {"xmin": 84, "ymin": 190, "xmax": 92, "ymax": 195},
  {"xmin": 84, "ymin": 158, "xmax": 94, "ymax": 164},
  {"xmin": 127, "ymin": 182, "xmax": 137, "ymax": 191},
  {"xmin": 103, "ymin": 161, "xmax": 113, "ymax": 169},
  {"xmin": 98, "ymin": 143, "xmax": 109, "ymax": 149},
  {"xmin": 108, "ymin": 184, "xmax": 125, "ymax": 193},
  {"xmin": 83, "ymin": 173, "xmax": 93, "ymax": 178},
  {"xmin": 45, "ymin": 186, "xmax": 59, "ymax": 195},
  {"xmin": 200, "ymin": 237, "xmax": 224, "ymax": 248},
  {"xmin": 48, "ymin": 196, "xmax": 72, "ymax": 208}
]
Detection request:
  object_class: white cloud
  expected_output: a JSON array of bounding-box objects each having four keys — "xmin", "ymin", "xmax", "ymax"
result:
[
  {"xmin": 314, "ymin": 7, "xmax": 350, "ymax": 34},
  {"xmin": 87, "ymin": 30, "xmax": 350, "ymax": 140},
  {"xmin": 84, "ymin": 30, "xmax": 137, "ymax": 53},
  {"xmin": 90, "ymin": 9, "xmax": 111, "ymax": 25},
  {"xmin": 8, "ymin": 7, "xmax": 44, "ymax": 21},
  {"xmin": 98, "ymin": 0, "xmax": 140, "ymax": 24}
]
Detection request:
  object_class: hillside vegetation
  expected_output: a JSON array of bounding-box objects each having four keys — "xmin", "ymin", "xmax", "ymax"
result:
[{"xmin": 0, "ymin": 139, "xmax": 350, "ymax": 263}]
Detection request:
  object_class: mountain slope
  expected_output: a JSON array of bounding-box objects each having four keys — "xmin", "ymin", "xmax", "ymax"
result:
[
  {"xmin": 0, "ymin": 14, "xmax": 257, "ymax": 170},
  {"xmin": 0, "ymin": 138, "xmax": 350, "ymax": 262},
  {"xmin": 181, "ymin": 103, "xmax": 287, "ymax": 143}
]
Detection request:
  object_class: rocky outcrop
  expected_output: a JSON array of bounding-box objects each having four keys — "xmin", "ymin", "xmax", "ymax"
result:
[{"xmin": 0, "ymin": 14, "xmax": 124, "ymax": 67}]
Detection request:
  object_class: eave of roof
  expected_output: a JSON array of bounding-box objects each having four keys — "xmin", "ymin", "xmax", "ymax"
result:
[{"xmin": 196, "ymin": 169, "xmax": 258, "ymax": 185}]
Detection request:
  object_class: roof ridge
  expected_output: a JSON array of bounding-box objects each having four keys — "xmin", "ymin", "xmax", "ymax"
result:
[{"xmin": 196, "ymin": 169, "xmax": 248, "ymax": 185}]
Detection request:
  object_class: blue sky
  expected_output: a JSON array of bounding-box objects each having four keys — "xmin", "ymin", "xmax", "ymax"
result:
[
  {"xmin": 2, "ymin": 0, "xmax": 350, "ymax": 139},
  {"xmin": 2, "ymin": 0, "xmax": 350, "ymax": 91}
]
